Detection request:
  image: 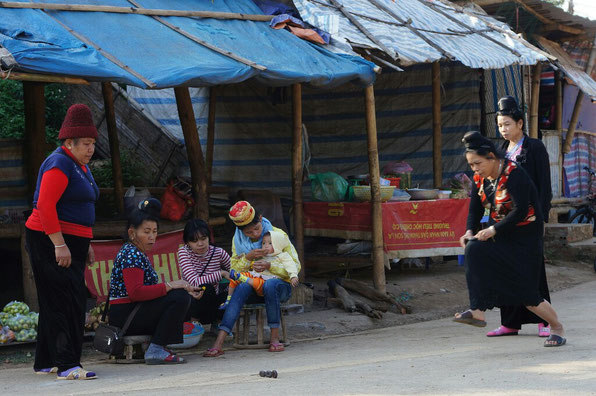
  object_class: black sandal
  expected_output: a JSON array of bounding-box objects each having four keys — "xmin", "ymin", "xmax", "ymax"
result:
[{"xmin": 453, "ymin": 310, "xmax": 487, "ymax": 328}]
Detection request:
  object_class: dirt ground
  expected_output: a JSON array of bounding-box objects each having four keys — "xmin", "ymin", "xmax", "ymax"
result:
[{"xmin": 1, "ymin": 256, "xmax": 594, "ymax": 370}]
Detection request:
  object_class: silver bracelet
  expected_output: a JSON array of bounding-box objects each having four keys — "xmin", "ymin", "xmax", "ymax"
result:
[
  {"xmin": 54, "ymin": 244, "xmax": 66, "ymax": 248},
  {"xmin": 166, "ymin": 281, "xmax": 172, "ymax": 289},
  {"xmin": 488, "ymin": 225, "xmax": 496, "ymax": 234}
]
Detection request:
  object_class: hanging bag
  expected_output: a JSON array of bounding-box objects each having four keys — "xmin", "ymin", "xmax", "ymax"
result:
[{"xmin": 93, "ymin": 292, "xmax": 142, "ymax": 356}]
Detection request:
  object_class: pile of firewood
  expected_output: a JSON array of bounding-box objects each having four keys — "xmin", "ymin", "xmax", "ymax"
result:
[{"xmin": 327, "ymin": 278, "xmax": 411, "ymax": 319}]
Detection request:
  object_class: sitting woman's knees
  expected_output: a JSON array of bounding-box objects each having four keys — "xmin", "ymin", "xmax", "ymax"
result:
[{"xmin": 169, "ymin": 288, "xmax": 191, "ymax": 305}]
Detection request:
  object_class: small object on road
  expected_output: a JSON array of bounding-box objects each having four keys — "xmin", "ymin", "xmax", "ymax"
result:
[{"xmin": 259, "ymin": 370, "xmax": 278, "ymax": 378}]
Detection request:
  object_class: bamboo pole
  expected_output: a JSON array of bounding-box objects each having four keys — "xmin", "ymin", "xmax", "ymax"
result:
[
  {"xmin": 292, "ymin": 83, "xmax": 305, "ymax": 280},
  {"xmin": 23, "ymin": 82, "xmax": 46, "ymax": 201},
  {"xmin": 562, "ymin": 91, "xmax": 584, "ymax": 154},
  {"xmin": 364, "ymin": 84, "xmax": 386, "ymax": 293},
  {"xmin": 0, "ymin": 2, "xmax": 274, "ymax": 21},
  {"xmin": 101, "ymin": 82, "xmax": 125, "ymax": 214},
  {"xmin": 529, "ymin": 62, "xmax": 543, "ymax": 138},
  {"xmin": 206, "ymin": 86, "xmax": 217, "ymax": 186},
  {"xmin": 0, "ymin": 70, "xmax": 89, "ymax": 84},
  {"xmin": 174, "ymin": 87, "xmax": 209, "ymax": 220},
  {"xmin": 125, "ymin": 0, "xmax": 265, "ymax": 71},
  {"xmin": 432, "ymin": 61, "xmax": 442, "ymax": 188}
]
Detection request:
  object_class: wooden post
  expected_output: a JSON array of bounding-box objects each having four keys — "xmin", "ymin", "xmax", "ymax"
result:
[
  {"xmin": 23, "ymin": 82, "xmax": 46, "ymax": 201},
  {"xmin": 21, "ymin": 227, "xmax": 39, "ymax": 312},
  {"xmin": 291, "ymin": 83, "xmax": 305, "ymax": 279},
  {"xmin": 101, "ymin": 82, "xmax": 125, "ymax": 214},
  {"xmin": 529, "ymin": 63, "xmax": 543, "ymax": 139},
  {"xmin": 174, "ymin": 87, "xmax": 209, "ymax": 220},
  {"xmin": 432, "ymin": 62, "xmax": 442, "ymax": 188},
  {"xmin": 364, "ymin": 84, "xmax": 386, "ymax": 293},
  {"xmin": 522, "ymin": 66, "xmax": 531, "ymax": 134},
  {"xmin": 555, "ymin": 71, "xmax": 563, "ymax": 196},
  {"xmin": 206, "ymin": 86, "xmax": 217, "ymax": 186}
]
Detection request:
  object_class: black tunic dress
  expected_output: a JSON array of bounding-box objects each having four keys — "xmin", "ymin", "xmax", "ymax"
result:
[
  {"xmin": 499, "ymin": 136, "xmax": 551, "ymax": 328},
  {"xmin": 465, "ymin": 161, "xmax": 545, "ymax": 311}
]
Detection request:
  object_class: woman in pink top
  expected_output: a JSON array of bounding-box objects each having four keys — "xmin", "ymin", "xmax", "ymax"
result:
[{"xmin": 177, "ymin": 219, "xmax": 231, "ymax": 328}]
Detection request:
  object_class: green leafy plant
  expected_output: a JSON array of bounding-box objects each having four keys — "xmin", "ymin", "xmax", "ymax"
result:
[
  {"xmin": 0, "ymin": 80, "xmax": 68, "ymax": 143},
  {"xmin": 89, "ymin": 150, "xmax": 148, "ymax": 188}
]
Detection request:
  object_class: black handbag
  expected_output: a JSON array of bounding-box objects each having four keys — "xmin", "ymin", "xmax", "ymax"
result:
[{"xmin": 93, "ymin": 294, "xmax": 142, "ymax": 356}]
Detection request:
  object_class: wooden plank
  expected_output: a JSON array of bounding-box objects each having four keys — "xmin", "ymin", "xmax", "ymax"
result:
[
  {"xmin": 125, "ymin": 0, "xmax": 266, "ymax": 71},
  {"xmin": 206, "ymin": 86, "xmax": 217, "ymax": 186},
  {"xmin": 328, "ymin": 0, "xmax": 397, "ymax": 60},
  {"xmin": 23, "ymin": 82, "xmax": 46, "ymax": 202},
  {"xmin": 364, "ymin": 83, "xmax": 386, "ymax": 293},
  {"xmin": 542, "ymin": 23, "xmax": 583, "ymax": 36},
  {"xmin": 0, "ymin": 2, "xmax": 274, "ymax": 21},
  {"xmin": 0, "ymin": 70, "xmax": 89, "ymax": 85},
  {"xmin": 174, "ymin": 87, "xmax": 209, "ymax": 220},
  {"xmin": 555, "ymin": 71, "xmax": 563, "ymax": 197},
  {"xmin": 101, "ymin": 82, "xmax": 125, "ymax": 214},
  {"xmin": 292, "ymin": 83, "xmax": 305, "ymax": 280},
  {"xmin": 91, "ymin": 217, "xmax": 226, "ymax": 238},
  {"xmin": 563, "ymin": 91, "xmax": 584, "ymax": 154},
  {"xmin": 432, "ymin": 61, "xmax": 442, "ymax": 188},
  {"xmin": 41, "ymin": 12, "xmax": 156, "ymax": 88},
  {"xmin": 529, "ymin": 62, "xmax": 542, "ymax": 138}
]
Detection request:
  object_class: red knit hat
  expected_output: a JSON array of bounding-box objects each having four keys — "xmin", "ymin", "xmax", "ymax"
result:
[{"xmin": 58, "ymin": 104, "xmax": 98, "ymax": 140}]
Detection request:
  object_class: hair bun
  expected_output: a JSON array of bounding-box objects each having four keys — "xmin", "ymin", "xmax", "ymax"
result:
[{"xmin": 138, "ymin": 197, "xmax": 162, "ymax": 217}]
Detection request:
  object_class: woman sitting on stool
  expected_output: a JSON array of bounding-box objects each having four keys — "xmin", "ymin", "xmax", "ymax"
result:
[{"xmin": 108, "ymin": 198, "xmax": 203, "ymax": 364}]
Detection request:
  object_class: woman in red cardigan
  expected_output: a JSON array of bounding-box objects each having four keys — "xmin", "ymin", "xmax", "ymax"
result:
[{"xmin": 25, "ymin": 104, "xmax": 100, "ymax": 380}]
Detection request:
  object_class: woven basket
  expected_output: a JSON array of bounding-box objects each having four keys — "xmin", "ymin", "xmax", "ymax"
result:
[{"xmin": 352, "ymin": 186, "xmax": 396, "ymax": 202}]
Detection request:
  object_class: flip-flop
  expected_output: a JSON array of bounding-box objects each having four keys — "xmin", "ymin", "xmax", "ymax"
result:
[
  {"xmin": 453, "ymin": 310, "xmax": 487, "ymax": 328},
  {"xmin": 544, "ymin": 334, "xmax": 566, "ymax": 347},
  {"xmin": 269, "ymin": 342, "xmax": 285, "ymax": 352},
  {"xmin": 35, "ymin": 367, "xmax": 58, "ymax": 375},
  {"xmin": 56, "ymin": 367, "xmax": 97, "ymax": 380},
  {"xmin": 145, "ymin": 353, "xmax": 186, "ymax": 365},
  {"xmin": 203, "ymin": 348, "xmax": 224, "ymax": 357},
  {"xmin": 486, "ymin": 326, "xmax": 519, "ymax": 337}
]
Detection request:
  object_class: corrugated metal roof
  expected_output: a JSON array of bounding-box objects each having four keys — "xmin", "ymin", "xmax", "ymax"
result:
[
  {"xmin": 537, "ymin": 36, "xmax": 596, "ymax": 101},
  {"xmin": 292, "ymin": 0, "xmax": 548, "ymax": 68}
]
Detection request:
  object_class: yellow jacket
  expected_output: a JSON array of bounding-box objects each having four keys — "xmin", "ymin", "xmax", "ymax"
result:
[{"xmin": 231, "ymin": 226, "xmax": 301, "ymax": 282}]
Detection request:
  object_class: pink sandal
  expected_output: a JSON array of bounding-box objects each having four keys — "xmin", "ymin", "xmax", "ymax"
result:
[
  {"xmin": 486, "ymin": 326, "xmax": 519, "ymax": 337},
  {"xmin": 538, "ymin": 323, "xmax": 550, "ymax": 337}
]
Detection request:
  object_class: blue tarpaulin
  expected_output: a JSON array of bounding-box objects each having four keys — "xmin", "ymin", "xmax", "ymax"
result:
[{"xmin": 0, "ymin": 0, "xmax": 376, "ymax": 88}]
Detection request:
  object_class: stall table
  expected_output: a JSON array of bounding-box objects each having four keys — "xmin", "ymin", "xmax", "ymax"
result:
[{"xmin": 304, "ymin": 199, "xmax": 470, "ymax": 260}]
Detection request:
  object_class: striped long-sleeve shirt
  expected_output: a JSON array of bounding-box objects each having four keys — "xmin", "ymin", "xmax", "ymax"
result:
[{"xmin": 177, "ymin": 245, "xmax": 231, "ymax": 293}]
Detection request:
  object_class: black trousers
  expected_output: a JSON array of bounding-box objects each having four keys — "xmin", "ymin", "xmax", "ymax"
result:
[
  {"xmin": 500, "ymin": 257, "xmax": 551, "ymax": 329},
  {"xmin": 109, "ymin": 289, "xmax": 190, "ymax": 346},
  {"xmin": 25, "ymin": 228, "xmax": 90, "ymax": 372},
  {"xmin": 186, "ymin": 284, "xmax": 227, "ymax": 324}
]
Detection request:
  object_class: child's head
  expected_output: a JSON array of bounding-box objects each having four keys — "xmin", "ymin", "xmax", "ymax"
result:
[
  {"xmin": 183, "ymin": 219, "xmax": 211, "ymax": 255},
  {"xmin": 262, "ymin": 233, "xmax": 274, "ymax": 255}
]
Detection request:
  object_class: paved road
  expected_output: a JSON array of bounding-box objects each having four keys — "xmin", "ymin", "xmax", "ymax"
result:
[{"xmin": 2, "ymin": 281, "xmax": 595, "ymax": 396}]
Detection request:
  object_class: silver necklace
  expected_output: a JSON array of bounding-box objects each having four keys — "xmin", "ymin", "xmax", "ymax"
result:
[{"xmin": 488, "ymin": 160, "xmax": 502, "ymax": 191}]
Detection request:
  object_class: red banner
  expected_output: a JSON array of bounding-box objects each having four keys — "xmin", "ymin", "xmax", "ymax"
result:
[
  {"xmin": 381, "ymin": 199, "xmax": 469, "ymax": 251},
  {"xmin": 85, "ymin": 230, "xmax": 184, "ymax": 301},
  {"xmin": 303, "ymin": 199, "xmax": 470, "ymax": 252}
]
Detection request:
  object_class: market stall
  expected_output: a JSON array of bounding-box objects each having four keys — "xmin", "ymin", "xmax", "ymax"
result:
[{"xmin": 304, "ymin": 198, "xmax": 470, "ymax": 260}]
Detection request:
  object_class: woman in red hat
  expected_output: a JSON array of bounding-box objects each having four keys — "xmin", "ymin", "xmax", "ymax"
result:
[{"xmin": 25, "ymin": 104, "xmax": 100, "ymax": 380}]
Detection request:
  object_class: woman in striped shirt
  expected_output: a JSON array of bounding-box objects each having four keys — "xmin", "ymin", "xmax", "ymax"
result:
[{"xmin": 178, "ymin": 219, "xmax": 231, "ymax": 327}]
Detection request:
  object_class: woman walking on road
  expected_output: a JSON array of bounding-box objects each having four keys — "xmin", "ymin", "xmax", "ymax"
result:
[
  {"xmin": 453, "ymin": 131, "xmax": 566, "ymax": 347},
  {"xmin": 487, "ymin": 96, "xmax": 553, "ymax": 338}
]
